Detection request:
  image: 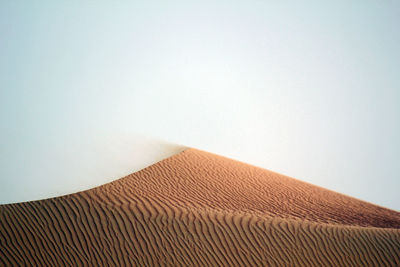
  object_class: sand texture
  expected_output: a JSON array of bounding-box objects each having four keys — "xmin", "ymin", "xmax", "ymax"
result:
[{"xmin": 1, "ymin": 148, "xmax": 399, "ymax": 266}]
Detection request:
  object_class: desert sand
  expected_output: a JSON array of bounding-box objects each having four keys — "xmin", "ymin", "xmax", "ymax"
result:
[{"xmin": 1, "ymin": 148, "xmax": 399, "ymax": 266}]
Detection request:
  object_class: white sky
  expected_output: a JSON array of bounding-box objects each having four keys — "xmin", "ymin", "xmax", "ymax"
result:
[{"xmin": 1, "ymin": 1, "xmax": 399, "ymax": 209}]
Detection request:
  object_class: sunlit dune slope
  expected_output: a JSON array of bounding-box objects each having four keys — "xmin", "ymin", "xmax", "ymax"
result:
[{"xmin": 1, "ymin": 148, "xmax": 399, "ymax": 266}]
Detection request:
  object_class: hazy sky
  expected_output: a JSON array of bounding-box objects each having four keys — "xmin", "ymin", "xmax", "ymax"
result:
[{"xmin": 1, "ymin": 1, "xmax": 399, "ymax": 209}]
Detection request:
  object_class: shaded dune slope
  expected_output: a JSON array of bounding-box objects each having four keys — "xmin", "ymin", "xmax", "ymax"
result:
[{"xmin": 1, "ymin": 148, "xmax": 399, "ymax": 266}]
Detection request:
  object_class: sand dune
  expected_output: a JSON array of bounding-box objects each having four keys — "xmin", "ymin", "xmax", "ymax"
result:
[{"xmin": 1, "ymin": 148, "xmax": 399, "ymax": 266}]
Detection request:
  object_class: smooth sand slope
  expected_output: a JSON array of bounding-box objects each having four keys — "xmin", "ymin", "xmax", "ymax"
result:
[{"xmin": 1, "ymin": 148, "xmax": 399, "ymax": 266}]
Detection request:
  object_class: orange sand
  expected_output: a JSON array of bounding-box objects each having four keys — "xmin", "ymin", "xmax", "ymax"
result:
[{"xmin": 1, "ymin": 148, "xmax": 399, "ymax": 266}]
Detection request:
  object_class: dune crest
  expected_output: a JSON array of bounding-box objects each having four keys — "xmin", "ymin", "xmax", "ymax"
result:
[
  {"xmin": 1, "ymin": 148, "xmax": 399, "ymax": 266},
  {"xmin": 0, "ymin": 134, "xmax": 186, "ymax": 204}
]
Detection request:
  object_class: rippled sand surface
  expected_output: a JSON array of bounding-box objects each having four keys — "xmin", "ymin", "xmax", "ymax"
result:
[{"xmin": 1, "ymin": 148, "xmax": 399, "ymax": 266}]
